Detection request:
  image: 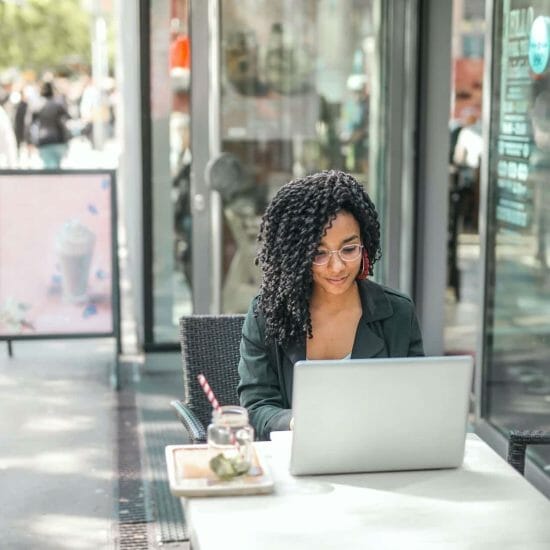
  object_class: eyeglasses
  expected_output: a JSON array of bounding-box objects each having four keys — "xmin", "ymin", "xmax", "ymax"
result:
[{"xmin": 312, "ymin": 244, "xmax": 363, "ymax": 265}]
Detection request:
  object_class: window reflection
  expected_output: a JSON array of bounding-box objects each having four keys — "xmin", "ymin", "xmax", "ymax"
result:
[
  {"xmin": 149, "ymin": 0, "xmax": 382, "ymax": 335},
  {"xmin": 484, "ymin": 0, "xmax": 550, "ymax": 472},
  {"xmin": 219, "ymin": 0, "xmax": 376, "ymax": 312},
  {"xmin": 150, "ymin": 0, "xmax": 192, "ymax": 343},
  {"xmin": 446, "ymin": 0, "xmax": 485, "ymax": 335},
  {"xmin": 169, "ymin": 4, "xmax": 192, "ymax": 299}
]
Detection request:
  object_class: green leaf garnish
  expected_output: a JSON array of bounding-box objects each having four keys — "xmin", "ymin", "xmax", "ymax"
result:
[{"xmin": 209, "ymin": 453, "xmax": 250, "ymax": 480}]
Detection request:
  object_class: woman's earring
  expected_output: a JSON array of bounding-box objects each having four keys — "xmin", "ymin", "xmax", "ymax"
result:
[{"xmin": 356, "ymin": 251, "xmax": 370, "ymax": 280}]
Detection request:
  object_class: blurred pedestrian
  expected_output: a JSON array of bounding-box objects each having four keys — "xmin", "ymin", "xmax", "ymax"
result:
[
  {"xmin": 79, "ymin": 75, "xmax": 100, "ymax": 148},
  {"xmin": 340, "ymin": 74, "xmax": 370, "ymax": 174},
  {"xmin": 31, "ymin": 81, "xmax": 71, "ymax": 169},
  {"xmin": 0, "ymin": 103, "xmax": 17, "ymax": 168},
  {"xmin": 13, "ymin": 88, "xmax": 29, "ymax": 150}
]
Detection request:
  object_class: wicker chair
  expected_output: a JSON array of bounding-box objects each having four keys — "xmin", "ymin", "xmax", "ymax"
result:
[
  {"xmin": 170, "ymin": 314, "xmax": 246, "ymax": 444},
  {"xmin": 507, "ymin": 430, "xmax": 550, "ymax": 475}
]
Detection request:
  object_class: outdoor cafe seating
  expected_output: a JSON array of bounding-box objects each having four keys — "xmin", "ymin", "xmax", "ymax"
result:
[{"xmin": 167, "ymin": 315, "xmax": 550, "ymax": 549}]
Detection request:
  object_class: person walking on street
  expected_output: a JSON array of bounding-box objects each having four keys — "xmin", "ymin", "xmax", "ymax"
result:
[
  {"xmin": 31, "ymin": 81, "xmax": 71, "ymax": 169},
  {"xmin": 0, "ymin": 103, "xmax": 17, "ymax": 168}
]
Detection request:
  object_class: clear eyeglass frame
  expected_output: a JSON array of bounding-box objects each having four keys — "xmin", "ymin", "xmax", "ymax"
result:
[{"xmin": 312, "ymin": 244, "xmax": 363, "ymax": 265}]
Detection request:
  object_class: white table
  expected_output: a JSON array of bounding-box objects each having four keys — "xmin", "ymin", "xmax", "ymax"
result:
[{"xmin": 181, "ymin": 434, "xmax": 550, "ymax": 549}]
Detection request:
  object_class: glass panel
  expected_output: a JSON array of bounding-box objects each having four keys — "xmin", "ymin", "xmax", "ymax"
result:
[
  {"xmin": 445, "ymin": 0, "xmax": 486, "ymax": 356},
  {"xmin": 149, "ymin": 0, "xmax": 193, "ymax": 343},
  {"xmin": 219, "ymin": 0, "xmax": 381, "ymax": 312},
  {"xmin": 483, "ymin": 0, "xmax": 550, "ymax": 472}
]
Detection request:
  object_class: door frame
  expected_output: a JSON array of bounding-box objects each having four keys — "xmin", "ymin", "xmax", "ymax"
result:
[{"xmin": 190, "ymin": 0, "xmax": 222, "ymax": 314}]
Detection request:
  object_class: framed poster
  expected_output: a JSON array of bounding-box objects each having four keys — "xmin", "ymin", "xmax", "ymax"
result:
[{"xmin": 0, "ymin": 170, "xmax": 120, "ymax": 342}]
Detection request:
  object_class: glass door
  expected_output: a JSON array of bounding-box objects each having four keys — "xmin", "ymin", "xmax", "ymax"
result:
[
  {"xmin": 478, "ymin": 0, "xmax": 550, "ymax": 479},
  {"xmin": 145, "ymin": 0, "xmax": 192, "ymax": 345},
  {"xmin": 219, "ymin": 0, "xmax": 379, "ymax": 312},
  {"xmin": 143, "ymin": 0, "xmax": 418, "ymax": 347},
  {"xmin": 191, "ymin": 0, "xmax": 418, "ymax": 315}
]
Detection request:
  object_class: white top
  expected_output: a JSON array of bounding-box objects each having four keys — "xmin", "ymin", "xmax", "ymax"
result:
[
  {"xmin": 453, "ymin": 123, "xmax": 483, "ymax": 168},
  {"xmin": 182, "ymin": 434, "xmax": 550, "ymax": 550},
  {"xmin": 306, "ymin": 353, "xmax": 351, "ymax": 361},
  {"xmin": 0, "ymin": 105, "xmax": 17, "ymax": 168}
]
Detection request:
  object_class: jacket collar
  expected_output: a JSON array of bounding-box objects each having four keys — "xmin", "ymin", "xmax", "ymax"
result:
[
  {"xmin": 281, "ymin": 279, "xmax": 394, "ymax": 363},
  {"xmin": 357, "ymin": 279, "xmax": 393, "ymax": 322}
]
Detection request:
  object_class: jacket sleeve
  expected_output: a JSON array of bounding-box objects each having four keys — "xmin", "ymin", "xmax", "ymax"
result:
[
  {"xmin": 408, "ymin": 306, "xmax": 425, "ymax": 357},
  {"xmin": 237, "ymin": 300, "xmax": 292, "ymax": 440}
]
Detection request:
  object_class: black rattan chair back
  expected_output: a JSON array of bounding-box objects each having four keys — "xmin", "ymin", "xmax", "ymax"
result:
[{"xmin": 179, "ymin": 314, "xmax": 246, "ymax": 430}]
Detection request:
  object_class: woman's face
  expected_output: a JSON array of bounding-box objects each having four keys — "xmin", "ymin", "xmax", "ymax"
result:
[{"xmin": 311, "ymin": 211, "xmax": 362, "ymax": 298}]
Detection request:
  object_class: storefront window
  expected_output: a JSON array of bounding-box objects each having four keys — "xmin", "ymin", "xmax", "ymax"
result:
[
  {"xmin": 482, "ymin": 0, "xmax": 550, "ymax": 473},
  {"xmin": 149, "ymin": 0, "xmax": 192, "ymax": 343},
  {"xmin": 145, "ymin": 0, "xmax": 414, "ymax": 344},
  {"xmin": 446, "ymin": 0, "xmax": 486, "ymax": 356},
  {"xmin": 219, "ymin": 0, "xmax": 380, "ymax": 312}
]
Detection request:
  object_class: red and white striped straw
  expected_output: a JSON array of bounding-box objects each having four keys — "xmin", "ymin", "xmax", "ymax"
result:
[
  {"xmin": 197, "ymin": 373, "xmax": 240, "ymax": 448},
  {"xmin": 197, "ymin": 373, "xmax": 221, "ymax": 411}
]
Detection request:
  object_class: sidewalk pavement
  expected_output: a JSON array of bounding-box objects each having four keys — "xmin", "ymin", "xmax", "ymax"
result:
[
  {"xmin": 0, "ymin": 338, "xmax": 117, "ymax": 550},
  {"xmin": 16, "ymin": 136, "xmax": 118, "ymax": 170}
]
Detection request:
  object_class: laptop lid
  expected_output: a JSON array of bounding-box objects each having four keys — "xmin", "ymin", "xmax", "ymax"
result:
[{"xmin": 289, "ymin": 355, "xmax": 473, "ymax": 475}]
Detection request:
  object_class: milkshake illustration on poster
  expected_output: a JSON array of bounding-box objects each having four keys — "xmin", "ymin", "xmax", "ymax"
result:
[
  {"xmin": 0, "ymin": 172, "xmax": 116, "ymax": 337},
  {"xmin": 55, "ymin": 220, "xmax": 96, "ymax": 304}
]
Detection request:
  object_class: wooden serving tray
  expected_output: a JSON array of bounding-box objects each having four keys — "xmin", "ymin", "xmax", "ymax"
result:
[{"xmin": 165, "ymin": 444, "xmax": 274, "ymax": 497}]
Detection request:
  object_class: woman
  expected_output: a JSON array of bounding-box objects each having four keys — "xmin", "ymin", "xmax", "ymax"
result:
[{"xmin": 238, "ymin": 170, "xmax": 424, "ymax": 440}]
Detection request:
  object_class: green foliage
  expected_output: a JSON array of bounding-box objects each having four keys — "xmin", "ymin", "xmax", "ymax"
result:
[{"xmin": 0, "ymin": 0, "xmax": 92, "ymax": 73}]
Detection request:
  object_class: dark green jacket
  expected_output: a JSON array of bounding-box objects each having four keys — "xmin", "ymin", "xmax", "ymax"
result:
[{"xmin": 237, "ymin": 279, "xmax": 424, "ymax": 440}]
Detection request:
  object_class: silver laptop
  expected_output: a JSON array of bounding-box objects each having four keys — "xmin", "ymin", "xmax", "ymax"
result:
[{"xmin": 289, "ymin": 355, "xmax": 473, "ymax": 475}]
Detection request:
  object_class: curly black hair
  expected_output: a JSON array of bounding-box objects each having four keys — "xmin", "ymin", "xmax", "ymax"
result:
[{"xmin": 255, "ymin": 170, "xmax": 381, "ymax": 345}]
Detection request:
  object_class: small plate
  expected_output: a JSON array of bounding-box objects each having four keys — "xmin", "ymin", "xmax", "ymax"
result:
[{"xmin": 165, "ymin": 444, "xmax": 274, "ymax": 497}]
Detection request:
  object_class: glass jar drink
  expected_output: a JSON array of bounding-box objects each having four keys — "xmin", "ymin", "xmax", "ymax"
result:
[{"xmin": 207, "ymin": 406, "xmax": 254, "ymax": 480}]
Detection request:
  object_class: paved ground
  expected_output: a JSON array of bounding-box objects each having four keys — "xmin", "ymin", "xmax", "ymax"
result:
[
  {"xmin": 0, "ymin": 338, "xmax": 117, "ymax": 550},
  {"xmin": 17, "ymin": 136, "xmax": 119, "ymax": 171}
]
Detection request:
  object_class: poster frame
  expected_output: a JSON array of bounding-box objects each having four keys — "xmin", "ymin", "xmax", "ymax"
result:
[{"xmin": 0, "ymin": 169, "xmax": 121, "ymax": 351}]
